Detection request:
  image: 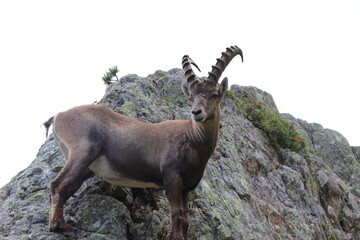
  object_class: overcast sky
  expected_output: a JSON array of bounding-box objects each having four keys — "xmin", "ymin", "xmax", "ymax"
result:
[{"xmin": 0, "ymin": 0, "xmax": 359, "ymax": 187}]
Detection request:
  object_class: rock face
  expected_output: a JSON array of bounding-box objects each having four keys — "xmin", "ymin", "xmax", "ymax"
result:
[{"xmin": 1, "ymin": 68, "xmax": 359, "ymax": 240}]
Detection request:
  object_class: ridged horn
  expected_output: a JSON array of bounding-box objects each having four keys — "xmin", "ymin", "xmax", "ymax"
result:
[
  {"xmin": 207, "ymin": 46, "xmax": 243, "ymax": 84},
  {"xmin": 182, "ymin": 55, "xmax": 201, "ymax": 84}
]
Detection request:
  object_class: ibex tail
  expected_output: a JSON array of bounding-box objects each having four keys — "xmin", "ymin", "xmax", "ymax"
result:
[{"xmin": 44, "ymin": 116, "xmax": 54, "ymax": 138}]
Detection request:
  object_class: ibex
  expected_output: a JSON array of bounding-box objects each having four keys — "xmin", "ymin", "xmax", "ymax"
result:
[{"xmin": 44, "ymin": 46, "xmax": 243, "ymax": 240}]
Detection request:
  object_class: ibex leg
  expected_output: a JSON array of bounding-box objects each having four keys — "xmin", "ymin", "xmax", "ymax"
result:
[
  {"xmin": 49, "ymin": 144, "xmax": 97, "ymax": 232},
  {"xmin": 182, "ymin": 191, "xmax": 190, "ymax": 240},
  {"xmin": 165, "ymin": 174, "xmax": 185, "ymax": 240}
]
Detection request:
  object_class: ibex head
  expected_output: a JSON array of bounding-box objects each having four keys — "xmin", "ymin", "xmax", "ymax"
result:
[{"xmin": 181, "ymin": 46, "xmax": 243, "ymax": 122}]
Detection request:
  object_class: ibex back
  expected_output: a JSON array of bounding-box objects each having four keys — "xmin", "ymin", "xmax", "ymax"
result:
[{"xmin": 45, "ymin": 46, "xmax": 243, "ymax": 240}]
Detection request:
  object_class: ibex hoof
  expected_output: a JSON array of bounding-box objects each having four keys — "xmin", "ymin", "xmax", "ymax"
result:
[
  {"xmin": 169, "ymin": 234, "xmax": 185, "ymax": 240},
  {"xmin": 49, "ymin": 220, "xmax": 77, "ymax": 235}
]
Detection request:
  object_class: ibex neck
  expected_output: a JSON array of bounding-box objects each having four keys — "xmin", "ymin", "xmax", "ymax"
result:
[{"xmin": 188, "ymin": 112, "xmax": 221, "ymax": 162}]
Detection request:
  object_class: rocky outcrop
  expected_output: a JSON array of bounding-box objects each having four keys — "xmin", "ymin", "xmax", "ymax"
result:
[
  {"xmin": 230, "ymin": 85, "xmax": 279, "ymax": 112},
  {"xmin": 1, "ymin": 68, "xmax": 359, "ymax": 239}
]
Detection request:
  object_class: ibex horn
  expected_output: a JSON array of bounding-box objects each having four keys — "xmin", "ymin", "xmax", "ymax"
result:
[
  {"xmin": 207, "ymin": 46, "xmax": 243, "ymax": 84},
  {"xmin": 182, "ymin": 55, "xmax": 201, "ymax": 84}
]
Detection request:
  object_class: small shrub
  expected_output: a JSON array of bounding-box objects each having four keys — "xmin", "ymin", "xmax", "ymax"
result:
[
  {"xmin": 226, "ymin": 90, "xmax": 307, "ymax": 153},
  {"xmin": 102, "ymin": 66, "xmax": 119, "ymax": 86}
]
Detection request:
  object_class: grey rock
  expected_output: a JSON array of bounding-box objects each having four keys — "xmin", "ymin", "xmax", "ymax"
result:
[
  {"xmin": 230, "ymin": 85, "xmax": 279, "ymax": 112},
  {"xmin": 1, "ymin": 68, "xmax": 360, "ymax": 240},
  {"xmin": 352, "ymin": 146, "xmax": 360, "ymax": 161},
  {"xmin": 317, "ymin": 170, "xmax": 329, "ymax": 188}
]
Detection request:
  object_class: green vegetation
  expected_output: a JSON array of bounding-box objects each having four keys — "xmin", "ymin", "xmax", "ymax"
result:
[
  {"xmin": 163, "ymin": 95, "xmax": 177, "ymax": 105},
  {"xmin": 119, "ymin": 101, "xmax": 135, "ymax": 115},
  {"xmin": 102, "ymin": 66, "xmax": 119, "ymax": 86},
  {"xmin": 226, "ymin": 90, "xmax": 307, "ymax": 154},
  {"xmin": 322, "ymin": 224, "xmax": 337, "ymax": 240},
  {"xmin": 338, "ymin": 213, "xmax": 345, "ymax": 223}
]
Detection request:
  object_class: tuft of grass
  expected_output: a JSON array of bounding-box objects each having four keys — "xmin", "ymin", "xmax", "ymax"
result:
[
  {"xmin": 338, "ymin": 213, "xmax": 345, "ymax": 223},
  {"xmin": 226, "ymin": 90, "xmax": 307, "ymax": 154},
  {"xmin": 163, "ymin": 95, "xmax": 177, "ymax": 105}
]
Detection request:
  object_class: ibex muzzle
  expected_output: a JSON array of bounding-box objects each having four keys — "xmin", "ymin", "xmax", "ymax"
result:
[
  {"xmin": 45, "ymin": 46, "xmax": 243, "ymax": 240},
  {"xmin": 191, "ymin": 97, "xmax": 206, "ymax": 122}
]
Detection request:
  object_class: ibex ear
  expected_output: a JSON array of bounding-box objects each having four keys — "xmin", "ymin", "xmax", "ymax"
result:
[
  {"xmin": 181, "ymin": 82, "xmax": 191, "ymax": 98},
  {"xmin": 219, "ymin": 77, "xmax": 229, "ymax": 98}
]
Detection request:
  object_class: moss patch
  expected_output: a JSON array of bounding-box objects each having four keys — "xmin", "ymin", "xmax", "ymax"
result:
[
  {"xmin": 226, "ymin": 90, "xmax": 307, "ymax": 154},
  {"xmin": 119, "ymin": 101, "xmax": 135, "ymax": 115}
]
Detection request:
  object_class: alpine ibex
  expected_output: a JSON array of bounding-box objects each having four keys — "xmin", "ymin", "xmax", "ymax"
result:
[{"xmin": 44, "ymin": 46, "xmax": 243, "ymax": 240}]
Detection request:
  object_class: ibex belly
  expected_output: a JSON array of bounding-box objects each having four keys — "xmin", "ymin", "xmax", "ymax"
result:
[{"xmin": 89, "ymin": 155, "xmax": 162, "ymax": 188}]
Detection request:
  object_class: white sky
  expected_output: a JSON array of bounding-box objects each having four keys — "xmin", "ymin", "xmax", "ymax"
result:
[{"xmin": 0, "ymin": 0, "xmax": 359, "ymax": 187}]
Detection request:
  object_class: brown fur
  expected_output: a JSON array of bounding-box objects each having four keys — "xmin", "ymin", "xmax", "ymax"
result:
[{"xmin": 45, "ymin": 46, "xmax": 243, "ymax": 240}]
